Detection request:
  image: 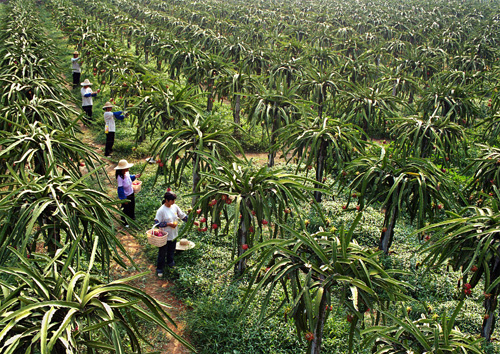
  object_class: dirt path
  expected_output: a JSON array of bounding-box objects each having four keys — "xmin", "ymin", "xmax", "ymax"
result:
[{"xmin": 78, "ymin": 126, "xmax": 193, "ymax": 353}]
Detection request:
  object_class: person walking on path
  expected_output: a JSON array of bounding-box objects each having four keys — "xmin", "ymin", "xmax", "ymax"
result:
[
  {"xmin": 154, "ymin": 191, "xmax": 188, "ymax": 277},
  {"xmin": 81, "ymin": 79, "xmax": 100, "ymax": 121},
  {"xmin": 115, "ymin": 159, "xmax": 141, "ymax": 228},
  {"xmin": 71, "ymin": 51, "xmax": 81, "ymax": 89},
  {"xmin": 103, "ymin": 101, "xmax": 126, "ymax": 157}
]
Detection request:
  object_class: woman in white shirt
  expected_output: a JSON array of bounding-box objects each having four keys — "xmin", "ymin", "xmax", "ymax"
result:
[
  {"xmin": 103, "ymin": 101, "xmax": 126, "ymax": 157},
  {"xmin": 80, "ymin": 79, "xmax": 100, "ymax": 122},
  {"xmin": 154, "ymin": 191, "xmax": 188, "ymax": 277},
  {"xmin": 71, "ymin": 51, "xmax": 81, "ymax": 89}
]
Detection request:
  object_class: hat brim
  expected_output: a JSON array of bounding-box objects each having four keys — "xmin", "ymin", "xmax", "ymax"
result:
[
  {"xmin": 176, "ymin": 241, "xmax": 195, "ymax": 251},
  {"xmin": 103, "ymin": 105, "xmax": 113, "ymax": 109},
  {"xmin": 81, "ymin": 83, "xmax": 92, "ymax": 86},
  {"xmin": 114, "ymin": 163, "xmax": 134, "ymax": 170}
]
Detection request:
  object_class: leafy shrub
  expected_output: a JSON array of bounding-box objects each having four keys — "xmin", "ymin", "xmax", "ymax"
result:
[{"xmin": 187, "ymin": 284, "xmax": 305, "ymax": 354}]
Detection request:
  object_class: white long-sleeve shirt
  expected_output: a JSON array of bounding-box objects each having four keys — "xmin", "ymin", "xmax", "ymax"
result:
[
  {"xmin": 71, "ymin": 58, "xmax": 81, "ymax": 73},
  {"xmin": 155, "ymin": 204, "xmax": 187, "ymax": 241},
  {"xmin": 81, "ymin": 87, "xmax": 94, "ymax": 106},
  {"xmin": 104, "ymin": 111, "xmax": 124, "ymax": 132}
]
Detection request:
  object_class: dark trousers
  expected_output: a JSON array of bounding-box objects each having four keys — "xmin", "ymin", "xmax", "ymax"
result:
[
  {"xmin": 105, "ymin": 131, "xmax": 115, "ymax": 156},
  {"xmin": 157, "ymin": 240, "xmax": 176, "ymax": 272},
  {"xmin": 121, "ymin": 192, "xmax": 135, "ymax": 225},
  {"xmin": 72, "ymin": 72, "xmax": 80, "ymax": 88},
  {"xmin": 82, "ymin": 105, "xmax": 93, "ymax": 117},
  {"xmin": 82, "ymin": 105, "xmax": 93, "ymax": 125}
]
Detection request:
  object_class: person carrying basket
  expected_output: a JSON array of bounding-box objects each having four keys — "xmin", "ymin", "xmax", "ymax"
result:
[{"xmin": 154, "ymin": 191, "xmax": 188, "ymax": 277}]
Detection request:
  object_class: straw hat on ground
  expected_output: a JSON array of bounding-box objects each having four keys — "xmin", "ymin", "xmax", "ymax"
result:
[
  {"xmin": 176, "ymin": 238, "xmax": 195, "ymax": 251},
  {"xmin": 81, "ymin": 79, "xmax": 92, "ymax": 86},
  {"xmin": 114, "ymin": 159, "xmax": 134, "ymax": 170},
  {"xmin": 103, "ymin": 101, "xmax": 113, "ymax": 109}
]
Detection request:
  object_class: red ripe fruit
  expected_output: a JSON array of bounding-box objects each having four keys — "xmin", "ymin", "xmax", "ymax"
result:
[
  {"xmin": 484, "ymin": 314, "xmax": 490, "ymax": 320},
  {"xmin": 382, "ymin": 227, "xmax": 388, "ymax": 232},
  {"xmin": 437, "ymin": 204, "xmax": 443, "ymax": 210},
  {"xmin": 425, "ymin": 235, "xmax": 431, "ymax": 241},
  {"xmin": 262, "ymin": 219, "xmax": 268, "ymax": 225},
  {"xmin": 194, "ymin": 221, "xmax": 199, "ymax": 226},
  {"xmin": 199, "ymin": 217, "xmax": 207, "ymax": 223},
  {"xmin": 156, "ymin": 159, "xmax": 161, "ymax": 164},
  {"xmin": 167, "ymin": 187, "xmax": 171, "ymax": 192},
  {"xmin": 464, "ymin": 283, "xmax": 472, "ymax": 289},
  {"xmin": 306, "ymin": 165, "xmax": 313, "ymax": 170},
  {"xmin": 342, "ymin": 205, "xmax": 347, "ymax": 210},
  {"xmin": 201, "ymin": 227, "xmax": 208, "ymax": 232},
  {"xmin": 196, "ymin": 209, "xmax": 202, "ymax": 214},
  {"xmin": 471, "ymin": 265, "xmax": 478, "ymax": 272},
  {"xmin": 159, "ymin": 163, "xmax": 164, "ymax": 167},
  {"xmin": 80, "ymin": 162, "xmax": 85, "ymax": 167},
  {"xmin": 212, "ymin": 223, "xmax": 218, "ymax": 229},
  {"xmin": 464, "ymin": 288, "xmax": 471, "ymax": 296},
  {"xmin": 221, "ymin": 194, "xmax": 227, "ymax": 201},
  {"xmin": 442, "ymin": 168, "xmax": 446, "ymax": 173},
  {"xmin": 347, "ymin": 314, "xmax": 354, "ymax": 323},
  {"xmin": 242, "ymin": 244, "xmax": 249, "ymax": 250},
  {"xmin": 249, "ymin": 226, "xmax": 254, "ymax": 233},
  {"xmin": 356, "ymin": 205, "xmax": 361, "ymax": 211},
  {"xmin": 251, "ymin": 210, "xmax": 256, "ymax": 216},
  {"xmin": 304, "ymin": 332, "xmax": 314, "ymax": 341},
  {"xmin": 197, "ymin": 227, "xmax": 202, "ymax": 232}
]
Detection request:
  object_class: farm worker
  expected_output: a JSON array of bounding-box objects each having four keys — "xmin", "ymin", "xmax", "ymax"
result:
[
  {"xmin": 103, "ymin": 101, "xmax": 126, "ymax": 157},
  {"xmin": 114, "ymin": 159, "xmax": 141, "ymax": 228},
  {"xmin": 154, "ymin": 191, "xmax": 188, "ymax": 277},
  {"xmin": 80, "ymin": 79, "xmax": 100, "ymax": 121},
  {"xmin": 71, "ymin": 51, "xmax": 81, "ymax": 89}
]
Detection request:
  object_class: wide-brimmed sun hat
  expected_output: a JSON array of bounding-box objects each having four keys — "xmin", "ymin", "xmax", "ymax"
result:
[
  {"xmin": 114, "ymin": 159, "xmax": 134, "ymax": 170},
  {"xmin": 73, "ymin": 51, "xmax": 79, "ymax": 55},
  {"xmin": 176, "ymin": 238, "xmax": 195, "ymax": 251},
  {"xmin": 81, "ymin": 79, "xmax": 92, "ymax": 86},
  {"xmin": 103, "ymin": 101, "xmax": 113, "ymax": 109}
]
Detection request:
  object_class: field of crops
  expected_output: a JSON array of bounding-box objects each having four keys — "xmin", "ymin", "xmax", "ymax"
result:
[{"xmin": 1, "ymin": 0, "xmax": 500, "ymax": 352}]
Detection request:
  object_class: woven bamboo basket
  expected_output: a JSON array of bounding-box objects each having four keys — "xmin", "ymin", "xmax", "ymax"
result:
[
  {"xmin": 147, "ymin": 224, "xmax": 168, "ymax": 247},
  {"xmin": 132, "ymin": 180, "xmax": 142, "ymax": 193}
]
